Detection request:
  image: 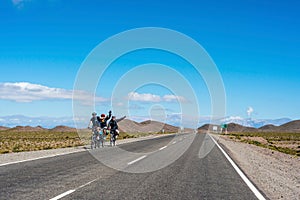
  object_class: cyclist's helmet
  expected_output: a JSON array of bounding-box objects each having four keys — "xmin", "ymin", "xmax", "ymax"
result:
[
  {"xmin": 100, "ymin": 114, "xmax": 106, "ymax": 118},
  {"xmin": 92, "ymin": 112, "xmax": 97, "ymax": 116}
]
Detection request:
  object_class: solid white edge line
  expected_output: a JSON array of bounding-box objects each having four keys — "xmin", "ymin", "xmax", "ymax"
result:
[
  {"xmin": 159, "ymin": 146, "xmax": 167, "ymax": 150},
  {"xmin": 0, "ymin": 150, "xmax": 84, "ymax": 167},
  {"xmin": 49, "ymin": 189, "xmax": 76, "ymax": 200},
  {"xmin": 127, "ymin": 155, "xmax": 147, "ymax": 165},
  {"xmin": 209, "ymin": 134, "xmax": 266, "ymax": 200}
]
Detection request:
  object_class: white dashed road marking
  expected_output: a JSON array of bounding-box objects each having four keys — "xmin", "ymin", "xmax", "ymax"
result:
[
  {"xmin": 49, "ymin": 190, "xmax": 76, "ymax": 200},
  {"xmin": 127, "ymin": 155, "xmax": 147, "ymax": 165},
  {"xmin": 159, "ymin": 146, "xmax": 167, "ymax": 150},
  {"xmin": 49, "ymin": 178, "xmax": 98, "ymax": 200}
]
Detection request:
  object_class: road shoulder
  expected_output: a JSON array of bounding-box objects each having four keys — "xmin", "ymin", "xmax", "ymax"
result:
[{"xmin": 211, "ymin": 134, "xmax": 300, "ymax": 200}]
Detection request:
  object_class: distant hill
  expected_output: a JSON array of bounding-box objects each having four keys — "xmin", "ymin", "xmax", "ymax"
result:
[
  {"xmin": 9, "ymin": 125, "xmax": 47, "ymax": 132},
  {"xmin": 198, "ymin": 120, "xmax": 300, "ymax": 133},
  {"xmin": 0, "ymin": 126, "xmax": 9, "ymax": 131},
  {"xmin": 118, "ymin": 119, "xmax": 179, "ymax": 133},
  {"xmin": 198, "ymin": 124, "xmax": 213, "ymax": 133},
  {"xmin": 227, "ymin": 123, "xmax": 257, "ymax": 132},
  {"xmin": 50, "ymin": 126, "xmax": 77, "ymax": 132},
  {"xmin": 141, "ymin": 120, "xmax": 179, "ymax": 133},
  {"xmin": 258, "ymin": 120, "xmax": 300, "ymax": 132},
  {"xmin": 259, "ymin": 124, "xmax": 277, "ymax": 131},
  {"xmin": 197, "ymin": 123, "xmax": 256, "ymax": 133},
  {"xmin": 277, "ymin": 120, "xmax": 300, "ymax": 132},
  {"xmin": 2, "ymin": 125, "xmax": 76, "ymax": 132}
]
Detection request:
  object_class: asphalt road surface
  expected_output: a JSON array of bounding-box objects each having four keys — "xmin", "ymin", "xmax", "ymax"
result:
[{"xmin": 0, "ymin": 133, "xmax": 266, "ymax": 200}]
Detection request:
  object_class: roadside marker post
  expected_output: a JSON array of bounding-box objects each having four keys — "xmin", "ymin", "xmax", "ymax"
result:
[{"xmin": 221, "ymin": 124, "xmax": 228, "ymax": 134}]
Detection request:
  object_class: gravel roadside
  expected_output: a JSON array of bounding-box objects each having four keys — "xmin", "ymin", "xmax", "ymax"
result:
[{"xmin": 212, "ymin": 134, "xmax": 300, "ymax": 200}]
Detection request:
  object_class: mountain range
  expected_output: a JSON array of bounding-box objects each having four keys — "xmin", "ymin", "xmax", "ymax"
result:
[
  {"xmin": 2, "ymin": 125, "xmax": 77, "ymax": 132},
  {"xmin": 216, "ymin": 116, "xmax": 292, "ymax": 128},
  {"xmin": 198, "ymin": 120, "xmax": 300, "ymax": 133},
  {"xmin": 0, "ymin": 115, "xmax": 295, "ymax": 129},
  {"xmin": 1, "ymin": 119, "xmax": 300, "ymax": 133},
  {"xmin": 0, "ymin": 120, "xmax": 181, "ymax": 134},
  {"xmin": 0, "ymin": 115, "xmax": 76, "ymax": 128}
]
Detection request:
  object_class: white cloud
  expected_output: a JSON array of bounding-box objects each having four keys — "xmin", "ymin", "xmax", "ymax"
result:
[
  {"xmin": 128, "ymin": 92, "xmax": 187, "ymax": 103},
  {"xmin": 163, "ymin": 94, "xmax": 187, "ymax": 103},
  {"xmin": 220, "ymin": 116, "xmax": 243, "ymax": 122},
  {"xmin": 247, "ymin": 106, "xmax": 254, "ymax": 117},
  {"xmin": 0, "ymin": 82, "xmax": 108, "ymax": 104},
  {"xmin": 128, "ymin": 92, "xmax": 161, "ymax": 102}
]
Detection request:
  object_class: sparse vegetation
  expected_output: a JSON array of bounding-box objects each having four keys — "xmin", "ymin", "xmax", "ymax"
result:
[
  {"xmin": 0, "ymin": 130, "xmax": 84, "ymax": 154},
  {"xmin": 224, "ymin": 132, "xmax": 300, "ymax": 156},
  {"xmin": 0, "ymin": 129, "xmax": 175, "ymax": 154}
]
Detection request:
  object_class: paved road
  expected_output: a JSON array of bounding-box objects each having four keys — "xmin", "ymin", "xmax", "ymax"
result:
[{"xmin": 0, "ymin": 133, "xmax": 264, "ymax": 200}]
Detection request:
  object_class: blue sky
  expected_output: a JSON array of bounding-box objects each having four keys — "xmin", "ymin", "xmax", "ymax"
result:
[{"xmin": 0, "ymin": 0, "xmax": 299, "ymax": 125}]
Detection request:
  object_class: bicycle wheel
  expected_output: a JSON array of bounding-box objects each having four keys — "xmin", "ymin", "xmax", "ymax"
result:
[
  {"xmin": 91, "ymin": 135, "xmax": 94, "ymax": 149},
  {"xmin": 96, "ymin": 135, "xmax": 100, "ymax": 148}
]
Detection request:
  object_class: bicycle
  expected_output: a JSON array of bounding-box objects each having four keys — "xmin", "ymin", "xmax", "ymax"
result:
[
  {"xmin": 90, "ymin": 127, "xmax": 104, "ymax": 149},
  {"xmin": 109, "ymin": 129, "xmax": 119, "ymax": 146}
]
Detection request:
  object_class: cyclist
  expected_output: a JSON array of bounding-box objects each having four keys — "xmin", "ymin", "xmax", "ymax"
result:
[
  {"xmin": 87, "ymin": 112, "xmax": 100, "ymax": 149},
  {"xmin": 108, "ymin": 115, "xmax": 126, "ymax": 146},
  {"xmin": 88, "ymin": 112, "xmax": 100, "ymax": 129},
  {"xmin": 98, "ymin": 110, "xmax": 112, "ymax": 136}
]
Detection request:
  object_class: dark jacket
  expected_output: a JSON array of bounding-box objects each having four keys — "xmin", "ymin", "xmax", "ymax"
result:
[
  {"xmin": 97, "ymin": 111, "xmax": 112, "ymax": 128},
  {"xmin": 108, "ymin": 116, "xmax": 126, "ymax": 130}
]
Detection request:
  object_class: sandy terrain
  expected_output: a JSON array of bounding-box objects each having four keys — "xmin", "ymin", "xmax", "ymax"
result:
[{"xmin": 213, "ymin": 134, "xmax": 300, "ymax": 200}]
